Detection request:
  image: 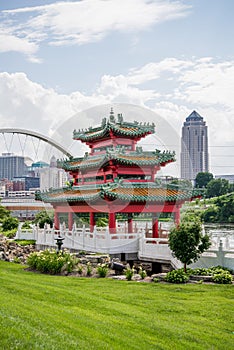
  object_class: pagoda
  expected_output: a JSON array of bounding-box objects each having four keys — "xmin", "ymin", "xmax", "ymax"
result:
[{"xmin": 37, "ymin": 110, "xmax": 199, "ymax": 237}]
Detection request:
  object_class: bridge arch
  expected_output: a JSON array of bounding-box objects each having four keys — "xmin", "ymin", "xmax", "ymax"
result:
[{"xmin": 0, "ymin": 128, "xmax": 73, "ymax": 158}]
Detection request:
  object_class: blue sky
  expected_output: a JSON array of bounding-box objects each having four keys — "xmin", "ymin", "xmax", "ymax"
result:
[{"xmin": 0, "ymin": 0, "xmax": 233, "ymax": 176}]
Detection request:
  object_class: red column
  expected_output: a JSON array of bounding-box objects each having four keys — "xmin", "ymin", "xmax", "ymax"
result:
[
  {"xmin": 54, "ymin": 211, "xmax": 59, "ymax": 230},
  {"xmin": 152, "ymin": 215, "xmax": 159, "ymax": 238},
  {"xmin": 109, "ymin": 212, "xmax": 116, "ymax": 234},
  {"xmin": 68, "ymin": 212, "xmax": 73, "ymax": 231},
  {"xmin": 127, "ymin": 214, "xmax": 133, "ymax": 233},
  {"xmin": 174, "ymin": 209, "xmax": 180, "ymax": 226},
  {"xmin": 90, "ymin": 212, "xmax": 95, "ymax": 233}
]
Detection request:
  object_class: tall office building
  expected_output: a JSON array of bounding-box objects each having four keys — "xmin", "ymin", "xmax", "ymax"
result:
[
  {"xmin": 40, "ymin": 155, "xmax": 67, "ymax": 191},
  {"xmin": 0, "ymin": 153, "xmax": 26, "ymax": 180},
  {"xmin": 181, "ymin": 110, "xmax": 209, "ymax": 180}
]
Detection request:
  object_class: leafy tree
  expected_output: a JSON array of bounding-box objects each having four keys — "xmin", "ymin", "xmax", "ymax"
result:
[
  {"xmin": 195, "ymin": 172, "xmax": 213, "ymax": 188},
  {"xmin": 168, "ymin": 218, "xmax": 211, "ymax": 272},
  {"xmin": 2, "ymin": 216, "xmax": 19, "ymax": 231},
  {"xmin": 201, "ymin": 206, "xmax": 219, "ymax": 223},
  {"xmin": 21, "ymin": 221, "xmax": 32, "ymax": 229},
  {"xmin": 206, "ymin": 178, "xmax": 229, "ymax": 198},
  {"xmin": 34, "ymin": 210, "xmax": 53, "ymax": 228}
]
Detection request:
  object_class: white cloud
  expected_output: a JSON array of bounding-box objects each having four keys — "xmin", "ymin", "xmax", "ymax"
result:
[
  {"xmin": 0, "ymin": 55, "xmax": 233, "ymax": 174},
  {"xmin": 0, "ymin": 0, "xmax": 190, "ymax": 60}
]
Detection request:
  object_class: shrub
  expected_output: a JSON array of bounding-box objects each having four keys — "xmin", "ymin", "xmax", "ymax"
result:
[
  {"xmin": 77, "ymin": 265, "xmax": 83, "ymax": 275},
  {"xmin": 86, "ymin": 262, "xmax": 92, "ymax": 276},
  {"xmin": 27, "ymin": 249, "xmax": 77, "ymax": 274},
  {"xmin": 2, "ymin": 229, "xmax": 17, "ymax": 239},
  {"xmin": 192, "ymin": 268, "xmax": 211, "ymax": 276},
  {"xmin": 2, "ymin": 217, "xmax": 19, "ymax": 232},
  {"xmin": 212, "ymin": 271, "xmax": 233, "ymax": 284},
  {"xmin": 14, "ymin": 239, "xmax": 36, "ymax": 246},
  {"xmin": 138, "ymin": 266, "xmax": 147, "ymax": 279},
  {"xmin": 165, "ymin": 269, "xmax": 189, "ymax": 284},
  {"xmin": 125, "ymin": 266, "xmax": 135, "ymax": 281},
  {"xmin": 97, "ymin": 263, "xmax": 109, "ymax": 278}
]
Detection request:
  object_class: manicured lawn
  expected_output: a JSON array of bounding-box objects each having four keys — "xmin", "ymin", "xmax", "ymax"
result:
[{"xmin": 0, "ymin": 261, "xmax": 233, "ymax": 350}]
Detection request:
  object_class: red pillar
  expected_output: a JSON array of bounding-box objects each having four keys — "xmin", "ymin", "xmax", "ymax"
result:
[
  {"xmin": 127, "ymin": 214, "xmax": 133, "ymax": 233},
  {"xmin": 90, "ymin": 212, "xmax": 95, "ymax": 233},
  {"xmin": 54, "ymin": 211, "xmax": 59, "ymax": 230},
  {"xmin": 109, "ymin": 212, "xmax": 116, "ymax": 234},
  {"xmin": 152, "ymin": 215, "xmax": 159, "ymax": 238},
  {"xmin": 68, "ymin": 212, "xmax": 73, "ymax": 231}
]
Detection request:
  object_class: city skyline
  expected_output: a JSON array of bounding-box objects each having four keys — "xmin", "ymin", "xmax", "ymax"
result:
[{"xmin": 0, "ymin": 0, "xmax": 233, "ymax": 176}]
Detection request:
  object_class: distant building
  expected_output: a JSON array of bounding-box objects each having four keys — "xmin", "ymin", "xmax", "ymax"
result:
[
  {"xmin": 13, "ymin": 176, "xmax": 40, "ymax": 191},
  {"xmin": 181, "ymin": 111, "xmax": 209, "ymax": 181},
  {"xmin": 40, "ymin": 156, "xmax": 67, "ymax": 191},
  {"xmin": 0, "ymin": 153, "xmax": 26, "ymax": 180}
]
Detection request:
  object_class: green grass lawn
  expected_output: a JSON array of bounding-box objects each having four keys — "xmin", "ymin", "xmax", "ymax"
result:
[{"xmin": 0, "ymin": 261, "xmax": 233, "ymax": 350}]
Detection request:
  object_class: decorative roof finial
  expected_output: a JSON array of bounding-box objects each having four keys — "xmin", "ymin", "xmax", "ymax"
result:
[{"xmin": 109, "ymin": 107, "xmax": 115, "ymax": 123}]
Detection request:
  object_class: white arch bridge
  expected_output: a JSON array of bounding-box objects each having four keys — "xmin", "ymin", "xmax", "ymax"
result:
[{"xmin": 0, "ymin": 128, "xmax": 73, "ymax": 159}]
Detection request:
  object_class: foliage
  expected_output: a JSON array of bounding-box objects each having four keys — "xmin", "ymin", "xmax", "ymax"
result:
[
  {"xmin": 168, "ymin": 218, "xmax": 211, "ymax": 272},
  {"xmin": 201, "ymin": 193, "xmax": 234, "ymax": 223},
  {"xmin": 138, "ymin": 266, "xmax": 147, "ymax": 279},
  {"xmin": 0, "ymin": 261, "xmax": 233, "ymax": 350},
  {"xmin": 33, "ymin": 210, "xmax": 53, "ymax": 228},
  {"xmin": 21, "ymin": 221, "xmax": 32, "ymax": 229},
  {"xmin": 86, "ymin": 261, "xmax": 92, "ymax": 276},
  {"xmin": 206, "ymin": 178, "xmax": 229, "ymax": 198},
  {"xmin": 124, "ymin": 265, "xmax": 135, "ymax": 281},
  {"xmin": 96, "ymin": 217, "xmax": 108, "ymax": 227},
  {"xmin": 1, "ymin": 229, "xmax": 17, "ymax": 238},
  {"xmin": 212, "ymin": 271, "xmax": 233, "ymax": 284},
  {"xmin": 1, "ymin": 216, "xmax": 19, "ymax": 232},
  {"xmin": 165, "ymin": 269, "xmax": 189, "ymax": 283},
  {"xmin": 97, "ymin": 263, "xmax": 109, "ymax": 277},
  {"xmin": 27, "ymin": 249, "xmax": 77, "ymax": 274},
  {"xmin": 77, "ymin": 264, "xmax": 83, "ymax": 275},
  {"xmin": 14, "ymin": 239, "xmax": 36, "ymax": 246},
  {"xmin": 195, "ymin": 172, "xmax": 213, "ymax": 188},
  {"xmin": 0, "ymin": 205, "xmax": 10, "ymax": 223}
]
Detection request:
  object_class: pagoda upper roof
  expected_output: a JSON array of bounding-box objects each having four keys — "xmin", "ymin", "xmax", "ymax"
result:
[
  {"xmin": 58, "ymin": 147, "xmax": 175, "ymax": 171},
  {"xmin": 36, "ymin": 181, "xmax": 201, "ymax": 204},
  {"xmin": 73, "ymin": 111, "xmax": 155, "ymax": 142}
]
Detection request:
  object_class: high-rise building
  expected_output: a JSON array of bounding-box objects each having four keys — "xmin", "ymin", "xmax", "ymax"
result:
[
  {"xmin": 0, "ymin": 153, "xmax": 26, "ymax": 180},
  {"xmin": 181, "ymin": 110, "xmax": 209, "ymax": 180},
  {"xmin": 40, "ymin": 155, "xmax": 67, "ymax": 191}
]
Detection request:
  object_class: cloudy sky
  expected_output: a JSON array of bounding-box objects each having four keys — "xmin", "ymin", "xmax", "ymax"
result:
[{"xmin": 0, "ymin": 0, "xmax": 233, "ymax": 176}]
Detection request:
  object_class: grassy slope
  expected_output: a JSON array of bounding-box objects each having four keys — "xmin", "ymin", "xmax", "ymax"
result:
[{"xmin": 0, "ymin": 261, "xmax": 233, "ymax": 350}]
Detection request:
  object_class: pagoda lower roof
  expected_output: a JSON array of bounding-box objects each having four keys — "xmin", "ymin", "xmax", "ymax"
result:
[
  {"xmin": 36, "ymin": 182, "xmax": 201, "ymax": 204},
  {"xmin": 73, "ymin": 115, "xmax": 155, "ymax": 142},
  {"xmin": 58, "ymin": 149, "xmax": 175, "ymax": 171}
]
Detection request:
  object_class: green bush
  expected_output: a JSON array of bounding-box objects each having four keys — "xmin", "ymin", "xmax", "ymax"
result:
[
  {"xmin": 27, "ymin": 249, "xmax": 78, "ymax": 274},
  {"xmin": 2, "ymin": 229, "xmax": 17, "ymax": 238},
  {"xmin": 138, "ymin": 266, "xmax": 147, "ymax": 279},
  {"xmin": 125, "ymin": 266, "xmax": 135, "ymax": 281},
  {"xmin": 192, "ymin": 268, "xmax": 211, "ymax": 276},
  {"xmin": 212, "ymin": 271, "xmax": 233, "ymax": 284},
  {"xmin": 165, "ymin": 269, "xmax": 189, "ymax": 284},
  {"xmin": 86, "ymin": 262, "xmax": 92, "ymax": 276},
  {"xmin": 2, "ymin": 217, "xmax": 19, "ymax": 232},
  {"xmin": 97, "ymin": 263, "xmax": 109, "ymax": 278},
  {"xmin": 14, "ymin": 239, "xmax": 36, "ymax": 246}
]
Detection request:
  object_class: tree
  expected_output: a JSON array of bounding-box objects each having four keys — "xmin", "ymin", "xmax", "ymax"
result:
[
  {"xmin": 34, "ymin": 210, "xmax": 53, "ymax": 228},
  {"xmin": 168, "ymin": 218, "xmax": 211, "ymax": 272},
  {"xmin": 206, "ymin": 178, "xmax": 229, "ymax": 198},
  {"xmin": 2, "ymin": 216, "xmax": 19, "ymax": 231},
  {"xmin": 195, "ymin": 172, "xmax": 213, "ymax": 188}
]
